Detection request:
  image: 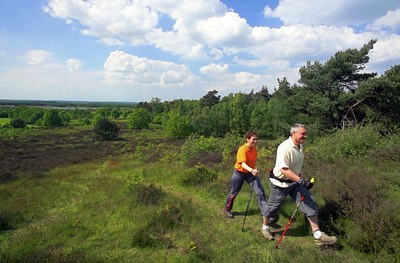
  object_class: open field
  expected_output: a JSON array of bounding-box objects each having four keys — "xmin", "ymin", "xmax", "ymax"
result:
[{"xmin": 1, "ymin": 124, "xmax": 399, "ymax": 262}]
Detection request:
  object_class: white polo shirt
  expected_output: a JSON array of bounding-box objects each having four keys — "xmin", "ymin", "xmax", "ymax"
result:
[{"xmin": 271, "ymin": 136, "xmax": 304, "ymax": 188}]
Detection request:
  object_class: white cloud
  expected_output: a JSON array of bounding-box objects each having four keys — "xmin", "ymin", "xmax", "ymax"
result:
[
  {"xmin": 199, "ymin": 63, "xmax": 229, "ymax": 75},
  {"xmin": 141, "ymin": 0, "xmax": 226, "ymax": 19},
  {"xmin": 366, "ymin": 35, "xmax": 400, "ymax": 73},
  {"xmin": 367, "ymin": 8, "xmax": 400, "ymax": 32},
  {"xmin": 235, "ymin": 72, "xmax": 261, "ymax": 85},
  {"xmin": 265, "ymin": 0, "xmax": 400, "ymax": 26},
  {"xmin": 45, "ymin": 0, "xmax": 159, "ymax": 45},
  {"xmin": 103, "ymin": 50, "xmax": 193, "ymax": 85},
  {"xmin": 21, "ymin": 50, "xmax": 55, "ymax": 65},
  {"xmin": 196, "ymin": 12, "xmax": 252, "ymax": 46},
  {"xmin": 66, "ymin": 58, "xmax": 84, "ymax": 72}
]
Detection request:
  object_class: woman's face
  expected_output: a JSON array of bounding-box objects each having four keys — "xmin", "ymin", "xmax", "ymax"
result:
[{"xmin": 246, "ymin": 136, "xmax": 257, "ymax": 148}]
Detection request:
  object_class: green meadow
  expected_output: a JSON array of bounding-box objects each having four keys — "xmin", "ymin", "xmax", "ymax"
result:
[{"xmin": 1, "ymin": 124, "xmax": 399, "ymax": 262}]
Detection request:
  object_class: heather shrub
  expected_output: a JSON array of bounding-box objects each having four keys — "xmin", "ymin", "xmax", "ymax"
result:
[
  {"xmin": 308, "ymin": 124, "xmax": 382, "ymax": 160},
  {"xmin": 312, "ymin": 156, "xmax": 399, "ymax": 262},
  {"xmin": 131, "ymin": 183, "xmax": 165, "ymax": 206},
  {"xmin": 181, "ymin": 164, "xmax": 218, "ymax": 187}
]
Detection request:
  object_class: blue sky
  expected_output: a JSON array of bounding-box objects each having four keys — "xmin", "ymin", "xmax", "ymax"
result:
[{"xmin": 0, "ymin": 0, "xmax": 399, "ymax": 102}]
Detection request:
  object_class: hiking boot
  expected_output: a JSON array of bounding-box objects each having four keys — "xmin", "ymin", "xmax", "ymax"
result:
[
  {"xmin": 224, "ymin": 210, "xmax": 234, "ymax": 219},
  {"xmin": 314, "ymin": 232, "xmax": 337, "ymax": 245},
  {"xmin": 261, "ymin": 228, "xmax": 274, "ymax": 240}
]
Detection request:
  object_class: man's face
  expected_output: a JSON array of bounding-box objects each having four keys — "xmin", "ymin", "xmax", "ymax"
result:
[{"xmin": 293, "ymin": 127, "xmax": 307, "ymax": 145}]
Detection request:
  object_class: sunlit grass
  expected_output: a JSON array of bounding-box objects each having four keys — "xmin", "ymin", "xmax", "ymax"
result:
[{"xmin": 1, "ymin": 128, "xmax": 399, "ymax": 262}]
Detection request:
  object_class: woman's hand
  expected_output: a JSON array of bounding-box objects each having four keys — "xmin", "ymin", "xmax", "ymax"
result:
[{"xmin": 251, "ymin": 168, "xmax": 259, "ymax": 176}]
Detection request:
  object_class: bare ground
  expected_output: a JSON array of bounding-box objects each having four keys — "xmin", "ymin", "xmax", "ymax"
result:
[{"xmin": 0, "ymin": 128, "xmax": 183, "ymax": 182}]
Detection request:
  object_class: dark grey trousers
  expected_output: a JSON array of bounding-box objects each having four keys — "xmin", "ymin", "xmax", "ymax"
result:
[
  {"xmin": 266, "ymin": 182, "xmax": 318, "ymax": 219},
  {"xmin": 224, "ymin": 169, "xmax": 268, "ymax": 216}
]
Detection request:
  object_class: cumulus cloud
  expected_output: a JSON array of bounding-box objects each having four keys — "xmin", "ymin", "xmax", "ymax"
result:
[
  {"xmin": 196, "ymin": 12, "xmax": 251, "ymax": 46},
  {"xmin": 367, "ymin": 8, "xmax": 400, "ymax": 32},
  {"xmin": 141, "ymin": 0, "xmax": 226, "ymax": 19},
  {"xmin": 199, "ymin": 63, "xmax": 229, "ymax": 75},
  {"xmin": 104, "ymin": 50, "xmax": 193, "ymax": 85},
  {"xmin": 44, "ymin": 0, "xmax": 159, "ymax": 45},
  {"xmin": 235, "ymin": 72, "xmax": 261, "ymax": 85}
]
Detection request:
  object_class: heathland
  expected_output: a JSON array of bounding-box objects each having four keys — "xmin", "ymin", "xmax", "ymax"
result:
[{"xmin": 1, "ymin": 40, "xmax": 399, "ymax": 262}]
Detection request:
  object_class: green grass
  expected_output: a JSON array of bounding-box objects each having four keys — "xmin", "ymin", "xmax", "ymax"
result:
[
  {"xmin": 0, "ymin": 158, "xmax": 364, "ymax": 262},
  {"xmin": 0, "ymin": 118, "xmax": 10, "ymax": 127},
  {"xmin": 1, "ymin": 127, "xmax": 399, "ymax": 262}
]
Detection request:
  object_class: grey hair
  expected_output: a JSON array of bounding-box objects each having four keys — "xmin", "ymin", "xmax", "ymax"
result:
[{"xmin": 290, "ymin": 123, "xmax": 306, "ymax": 135}]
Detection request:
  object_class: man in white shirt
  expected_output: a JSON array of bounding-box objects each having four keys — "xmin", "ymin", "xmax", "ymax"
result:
[{"xmin": 261, "ymin": 124, "xmax": 337, "ymax": 245}]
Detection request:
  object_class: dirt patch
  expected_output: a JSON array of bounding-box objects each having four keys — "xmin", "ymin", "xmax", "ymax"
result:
[{"xmin": 0, "ymin": 128, "xmax": 183, "ymax": 182}]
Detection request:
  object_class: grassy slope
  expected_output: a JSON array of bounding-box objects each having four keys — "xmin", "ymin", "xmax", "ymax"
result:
[{"xmin": 2, "ymin": 128, "xmax": 395, "ymax": 262}]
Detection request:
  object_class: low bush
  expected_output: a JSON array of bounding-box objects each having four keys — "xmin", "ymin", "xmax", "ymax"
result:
[
  {"xmin": 131, "ymin": 183, "xmax": 165, "ymax": 206},
  {"xmin": 181, "ymin": 135, "xmax": 219, "ymax": 165},
  {"xmin": 0, "ymin": 211, "xmax": 14, "ymax": 231},
  {"xmin": 181, "ymin": 164, "xmax": 218, "ymax": 187},
  {"xmin": 308, "ymin": 124, "xmax": 382, "ymax": 160},
  {"xmin": 93, "ymin": 117, "xmax": 119, "ymax": 140},
  {"xmin": 10, "ymin": 118, "xmax": 26, "ymax": 129}
]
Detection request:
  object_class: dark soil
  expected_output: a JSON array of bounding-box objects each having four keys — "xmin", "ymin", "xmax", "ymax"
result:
[{"xmin": 0, "ymin": 128, "xmax": 183, "ymax": 182}]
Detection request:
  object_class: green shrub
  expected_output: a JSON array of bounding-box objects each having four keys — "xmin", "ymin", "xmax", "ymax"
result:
[
  {"xmin": 42, "ymin": 109, "xmax": 63, "ymax": 127},
  {"xmin": 181, "ymin": 135, "xmax": 219, "ymax": 165},
  {"xmin": 0, "ymin": 211, "xmax": 14, "ymax": 231},
  {"xmin": 181, "ymin": 164, "xmax": 217, "ymax": 187},
  {"xmin": 308, "ymin": 124, "xmax": 382, "ymax": 160},
  {"xmin": 132, "ymin": 183, "xmax": 165, "ymax": 206},
  {"xmin": 93, "ymin": 117, "xmax": 119, "ymax": 140},
  {"xmin": 346, "ymin": 200, "xmax": 400, "ymax": 261},
  {"xmin": 127, "ymin": 108, "xmax": 152, "ymax": 130},
  {"xmin": 131, "ymin": 226, "xmax": 173, "ymax": 248},
  {"xmin": 10, "ymin": 118, "xmax": 26, "ymax": 128},
  {"xmin": 220, "ymin": 133, "xmax": 242, "ymax": 163}
]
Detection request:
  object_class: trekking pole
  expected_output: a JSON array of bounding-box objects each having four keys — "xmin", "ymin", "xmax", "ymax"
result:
[
  {"xmin": 275, "ymin": 195, "xmax": 304, "ymax": 248},
  {"xmin": 242, "ymin": 181, "xmax": 254, "ymax": 232},
  {"xmin": 276, "ymin": 178, "xmax": 315, "ymax": 249}
]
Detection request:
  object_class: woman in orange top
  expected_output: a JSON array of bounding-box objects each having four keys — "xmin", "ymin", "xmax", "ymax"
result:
[{"xmin": 224, "ymin": 131, "xmax": 269, "ymax": 237}]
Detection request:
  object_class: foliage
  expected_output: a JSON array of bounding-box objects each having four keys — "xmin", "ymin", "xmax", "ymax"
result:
[
  {"xmin": 163, "ymin": 110, "xmax": 193, "ymax": 138},
  {"xmin": 199, "ymin": 89, "xmax": 220, "ymax": 107},
  {"xmin": 131, "ymin": 183, "xmax": 165, "ymax": 205},
  {"xmin": 180, "ymin": 164, "xmax": 218, "ymax": 186},
  {"xmin": 307, "ymin": 124, "xmax": 383, "ymax": 161},
  {"xmin": 297, "ymin": 40, "xmax": 377, "ymax": 130},
  {"xmin": 313, "ymin": 147, "xmax": 400, "ymax": 262},
  {"xmin": 354, "ymin": 64, "xmax": 400, "ymax": 127},
  {"xmin": 0, "ymin": 111, "xmax": 8, "ymax": 118},
  {"xmin": 127, "ymin": 108, "xmax": 152, "ymax": 130},
  {"xmin": 220, "ymin": 133, "xmax": 242, "ymax": 162},
  {"xmin": 93, "ymin": 117, "xmax": 119, "ymax": 140},
  {"xmin": 42, "ymin": 109, "xmax": 64, "ymax": 127},
  {"xmin": 180, "ymin": 135, "xmax": 219, "ymax": 165},
  {"xmin": 10, "ymin": 118, "xmax": 26, "ymax": 129}
]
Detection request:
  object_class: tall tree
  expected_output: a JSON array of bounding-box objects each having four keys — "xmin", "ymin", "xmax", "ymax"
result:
[
  {"xmin": 297, "ymin": 40, "xmax": 377, "ymax": 129},
  {"xmin": 200, "ymin": 89, "xmax": 220, "ymax": 108},
  {"xmin": 354, "ymin": 64, "xmax": 400, "ymax": 128}
]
